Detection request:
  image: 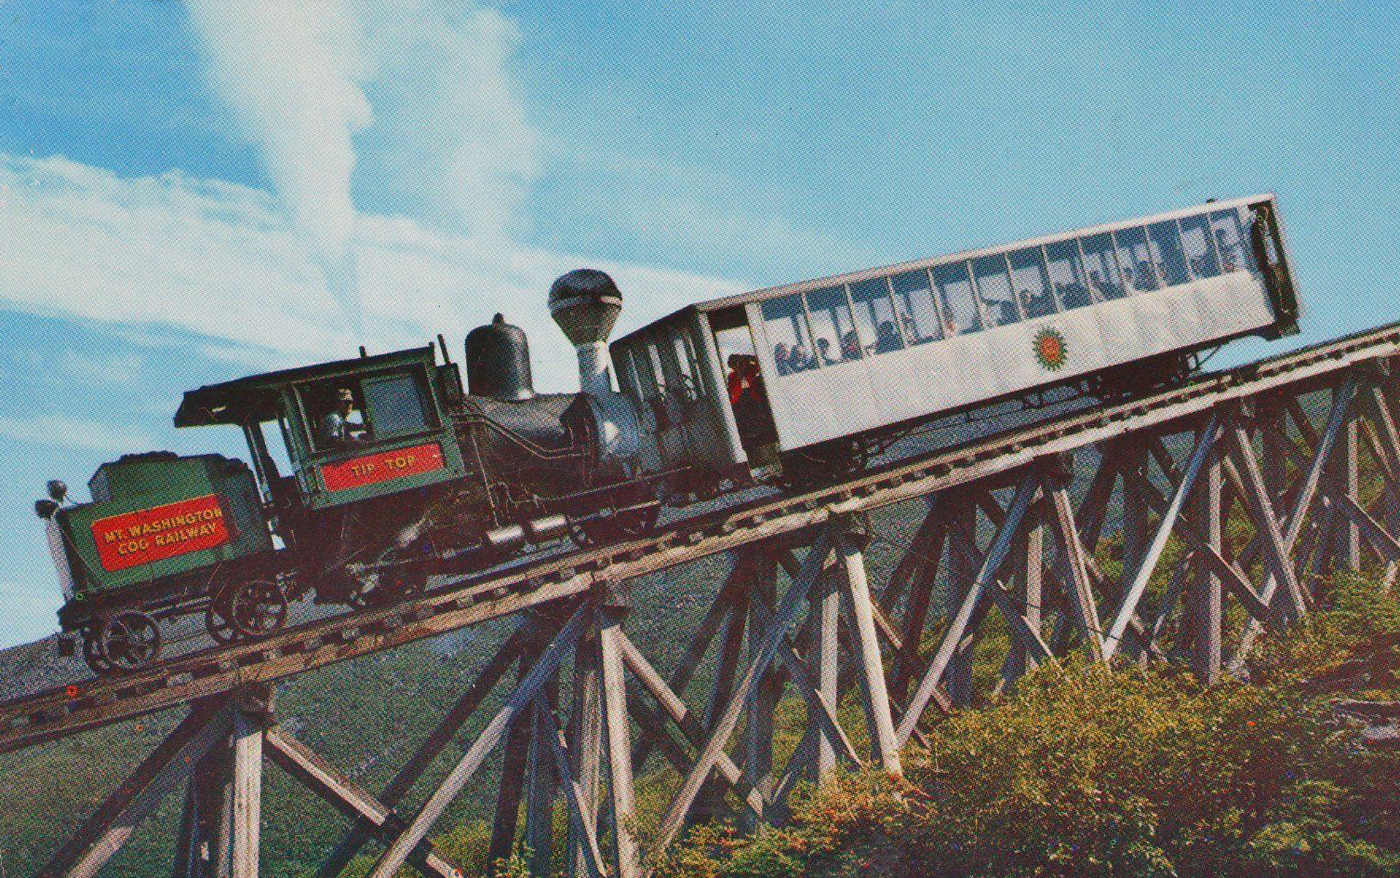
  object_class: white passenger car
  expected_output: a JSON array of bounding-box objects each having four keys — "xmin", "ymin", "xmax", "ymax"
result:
[{"xmin": 611, "ymin": 194, "xmax": 1299, "ymax": 490}]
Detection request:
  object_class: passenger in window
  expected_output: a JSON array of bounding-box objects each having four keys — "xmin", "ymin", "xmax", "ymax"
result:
[
  {"xmin": 943, "ymin": 314, "xmax": 958, "ymax": 337},
  {"xmin": 1216, "ymin": 229, "xmax": 1240, "ymax": 271},
  {"xmin": 321, "ymin": 387, "xmax": 367, "ymax": 448},
  {"xmin": 840, "ymin": 330, "xmax": 862, "ymax": 361},
  {"xmin": 900, "ymin": 313, "xmax": 923, "ymax": 343},
  {"xmin": 773, "ymin": 343, "xmax": 792, "ymax": 376},
  {"xmin": 874, "ymin": 321, "xmax": 902, "ymax": 354},
  {"xmin": 1059, "ymin": 282, "xmax": 1091, "ymax": 310},
  {"xmin": 815, "ymin": 338, "xmax": 837, "ymax": 366},
  {"xmin": 789, "ymin": 344, "xmax": 812, "ymax": 371}
]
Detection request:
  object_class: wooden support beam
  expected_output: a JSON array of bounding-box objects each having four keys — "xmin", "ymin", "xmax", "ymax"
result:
[
  {"xmin": 1003, "ymin": 507, "xmax": 1045, "ymax": 690},
  {"xmin": 229, "ymin": 708, "xmax": 263, "ymax": 878},
  {"xmin": 745, "ymin": 554, "xmax": 779, "ymax": 825},
  {"xmin": 837, "ymin": 529, "xmax": 903, "ymax": 777},
  {"xmin": 1228, "ymin": 422, "xmax": 1308, "ymax": 620},
  {"xmin": 811, "ymin": 564, "xmax": 841, "ymax": 781},
  {"xmin": 40, "ymin": 701, "xmax": 233, "ymax": 878},
  {"xmin": 1333, "ymin": 494, "xmax": 1400, "ymax": 562},
  {"xmin": 368, "ymin": 605, "xmax": 589, "ymax": 878},
  {"xmin": 1048, "ymin": 483, "xmax": 1105, "ymax": 662},
  {"xmin": 747, "ymin": 600, "xmax": 862, "ymax": 767},
  {"xmin": 598, "ymin": 604, "xmax": 641, "ymax": 878},
  {"xmin": 1189, "ymin": 448, "xmax": 1223, "ymax": 683},
  {"xmin": 569, "ymin": 626, "xmax": 603, "ymax": 878},
  {"xmin": 632, "ymin": 556, "xmax": 752, "ymax": 770},
  {"xmin": 650, "ymin": 528, "xmax": 834, "ymax": 861},
  {"xmin": 616, "ymin": 632, "xmax": 766, "ymax": 817},
  {"xmin": 1102, "ymin": 416, "xmax": 1220, "ymax": 661},
  {"xmin": 319, "ymin": 621, "xmax": 532, "ymax": 878},
  {"xmin": 525, "ymin": 695, "xmax": 558, "ymax": 878},
  {"xmin": 1331, "ymin": 415, "xmax": 1362, "ymax": 573},
  {"xmin": 536, "ymin": 699, "xmax": 608, "ymax": 878},
  {"xmin": 263, "ymin": 727, "xmax": 458, "ymax": 877},
  {"xmin": 1230, "ymin": 377, "xmax": 1357, "ymax": 669},
  {"xmin": 897, "ymin": 474, "xmax": 1038, "ymax": 743}
]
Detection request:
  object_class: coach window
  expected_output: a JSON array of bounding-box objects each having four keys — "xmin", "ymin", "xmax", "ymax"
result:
[
  {"xmin": 1178, "ymin": 213, "xmax": 1220, "ymax": 280},
  {"xmin": 1148, "ymin": 221, "xmax": 1190, "ymax": 287},
  {"xmin": 613, "ymin": 346, "xmax": 641, "ymax": 399},
  {"xmin": 850, "ymin": 277, "xmax": 904, "ymax": 354},
  {"xmin": 972, "ymin": 255, "xmax": 1020, "ymax": 326},
  {"xmin": 672, "ymin": 332, "xmax": 704, "ymax": 397},
  {"xmin": 1044, "ymin": 240, "xmax": 1090, "ymax": 310},
  {"xmin": 1079, "ymin": 234, "xmax": 1124, "ymax": 302},
  {"xmin": 933, "ymin": 262, "xmax": 983, "ymax": 335},
  {"xmin": 1112, "ymin": 226, "xmax": 1157, "ymax": 293},
  {"xmin": 1210, "ymin": 209, "xmax": 1250, "ymax": 275},
  {"xmin": 805, "ymin": 286, "xmax": 862, "ymax": 363},
  {"xmin": 1009, "ymin": 248, "xmax": 1056, "ymax": 318},
  {"xmin": 761, "ymin": 294, "xmax": 816, "ymax": 374},
  {"xmin": 890, "ymin": 269, "xmax": 942, "ymax": 344}
]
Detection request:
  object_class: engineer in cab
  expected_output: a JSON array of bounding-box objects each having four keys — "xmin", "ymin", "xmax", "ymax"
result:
[{"xmin": 321, "ymin": 387, "xmax": 368, "ymax": 448}]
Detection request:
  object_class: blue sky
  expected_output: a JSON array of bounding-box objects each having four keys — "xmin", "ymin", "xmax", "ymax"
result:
[{"xmin": 0, "ymin": 0, "xmax": 1396, "ymax": 646}]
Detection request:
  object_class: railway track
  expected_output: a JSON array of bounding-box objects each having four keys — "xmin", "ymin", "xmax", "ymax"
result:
[{"xmin": 4, "ymin": 318, "xmax": 1399, "ymax": 756}]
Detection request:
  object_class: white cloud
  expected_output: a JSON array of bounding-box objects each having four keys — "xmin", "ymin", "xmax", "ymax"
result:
[
  {"xmin": 354, "ymin": 0, "xmax": 539, "ymax": 242},
  {"xmin": 186, "ymin": 0, "xmax": 372, "ymax": 325},
  {"xmin": 0, "ymin": 153, "xmax": 743, "ymax": 393}
]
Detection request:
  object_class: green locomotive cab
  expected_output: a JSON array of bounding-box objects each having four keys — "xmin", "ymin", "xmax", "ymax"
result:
[
  {"xmin": 176, "ymin": 346, "xmax": 468, "ymax": 512},
  {"xmin": 176, "ymin": 345, "xmax": 474, "ymax": 608}
]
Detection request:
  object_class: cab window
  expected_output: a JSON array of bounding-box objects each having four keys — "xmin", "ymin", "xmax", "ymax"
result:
[
  {"xmin": 304, "ymin": 382, "xmax": 369, "ymax": 453},
  {"xmin": 363, "ymin": 373, "xmax": 432, "ymax": 437}
]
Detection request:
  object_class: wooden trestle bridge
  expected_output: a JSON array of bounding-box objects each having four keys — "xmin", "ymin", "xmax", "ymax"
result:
[{"xmin": 10, "ymin": 319, "xmax": 1400, "ymax": 878}]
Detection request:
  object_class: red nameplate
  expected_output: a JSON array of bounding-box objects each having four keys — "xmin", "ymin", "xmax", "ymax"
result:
[
  {"xmin": 321, "ymin": 442, "xmax": 446, "ymax": 492},
  {"xmin": 92, "ymin": 494, "xmax": 231, "ymax": 572}
]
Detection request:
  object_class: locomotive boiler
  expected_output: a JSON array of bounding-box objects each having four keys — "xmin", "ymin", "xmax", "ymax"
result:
[{"xmin": 38, "ymin": 270, "xmax": 668, "ymax": 673}]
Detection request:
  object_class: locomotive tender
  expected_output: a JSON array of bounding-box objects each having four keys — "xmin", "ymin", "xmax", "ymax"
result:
[{"xmin": 36, "ymin": 194, "xmax": 1298, "ymax": 673}]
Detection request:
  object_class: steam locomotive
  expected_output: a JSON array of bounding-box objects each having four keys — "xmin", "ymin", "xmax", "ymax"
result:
[{"xmin": 35, "ymin": 194, "xmax": 1301, "ymax": 674}]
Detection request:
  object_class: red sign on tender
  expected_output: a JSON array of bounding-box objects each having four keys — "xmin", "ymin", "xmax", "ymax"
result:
[
  {"xmin": 92, "ymin": 494, "xmax": 231, "ymax": 572},
  {"xmin": 320, "ymin": 442, "xmax": 446, "ymax": 492}
]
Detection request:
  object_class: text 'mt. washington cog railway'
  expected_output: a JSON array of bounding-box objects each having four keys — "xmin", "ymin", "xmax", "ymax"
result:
[{"xmin": 32, "ymin": 193, "xmax": 1300, "ymax": 674}]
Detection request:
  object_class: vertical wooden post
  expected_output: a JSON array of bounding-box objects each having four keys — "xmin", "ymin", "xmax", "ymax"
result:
[
  {"xmin": 945, "ymin": 498, "xmax": 976, "ymax": 707},
  {"xmin": 569, "ymin": 625, "xmax": 602, "ymax": 878},
  {"xmin": 1190, "ymin": 445, "xmax": 1223, "ymax": 683},
  {"xmin": 597, "ymin": 597, "xmax": 640, "ymax": 878},
  {"xmin": 838, "ymin": 529, "xmax": 903, "ymax": 777},
  {"xmin": 1004, "ymin": 502, "xmax": 1044, "ymax": 690},
  {"xmin": 1333, "ymin": 414, "xmax": 1362, "ymax": 574},
  {"xmin": 525, "ymin": 692, "xmax": 557, "ymax": 878},
  {"xmin": 229, "ymin": 701, "xmax": 265, "ymax": 878},
  {"xmin": 744, "ymin": 554, "xmax": 779, "ymax": 826},
  {"xmin": 490, "ymin": 628, "xmax": 544, "ymax": 875},
  {"xmin": 810, "ymin": 563, "xmax": 840, "ymax": 782}
]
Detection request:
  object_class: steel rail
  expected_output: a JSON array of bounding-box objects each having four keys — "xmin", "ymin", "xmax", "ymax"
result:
[{"xmin": 4, "ymin": 319, "xmax": 1399, "ymax": 755}]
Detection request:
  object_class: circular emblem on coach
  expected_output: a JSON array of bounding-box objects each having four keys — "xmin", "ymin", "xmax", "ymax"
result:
[{"xmin": 1033, "ymin": 327, "xmax": 1068, "ymax": 371}]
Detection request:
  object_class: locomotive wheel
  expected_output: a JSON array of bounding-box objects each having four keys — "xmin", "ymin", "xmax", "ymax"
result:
[
  {"xmin": 229, "ymin": 579, "xmax": 288, "ymax": 638},
  {"xmin": 780, "ymin": 438, "xmax": 865, "ymax": 491},
  {"xmin": 98, "ymin": 611, "xmax": 162, "ymax": 671},
  {"xmin": 205, "ymin": 594, "xmax": 240, "ymax": 645},
  {"xmin": 81, "ymin": 630, "xmax": 115, "ymax": 676}
]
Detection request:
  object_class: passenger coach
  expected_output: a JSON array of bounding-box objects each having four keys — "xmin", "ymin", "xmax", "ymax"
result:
[{"xmin": 611, "ymin": 194, "xmax": 1299, "ymax": 487}]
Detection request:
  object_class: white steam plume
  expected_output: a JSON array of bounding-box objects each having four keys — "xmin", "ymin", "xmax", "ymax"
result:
[{"xmin": 186, "ymin": 0, "xmax": 372, "ymax": 332}]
